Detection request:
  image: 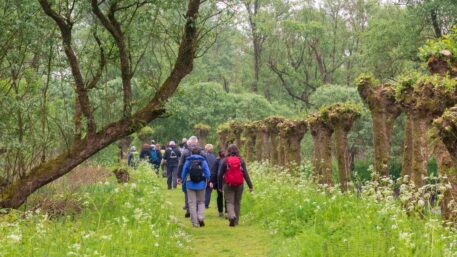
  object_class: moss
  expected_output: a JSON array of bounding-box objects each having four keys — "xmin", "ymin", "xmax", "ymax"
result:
[
  {"xmin": 263, "ymin": 116, "xmax": 286, "ymax": 133},
  {"xmin": 216, "ymin": 122, "xmax": 231, "ymax": 134}
]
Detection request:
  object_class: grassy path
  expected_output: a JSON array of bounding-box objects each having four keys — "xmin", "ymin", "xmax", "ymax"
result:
[{"xmin": 165, "ymin": 187, "xmax": 272, "ymax": 257}]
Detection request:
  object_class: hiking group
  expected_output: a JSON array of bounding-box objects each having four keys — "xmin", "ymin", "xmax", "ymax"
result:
[{"xmin": 127, "ymin": 135, "xmax": 254, "ymax": 228}]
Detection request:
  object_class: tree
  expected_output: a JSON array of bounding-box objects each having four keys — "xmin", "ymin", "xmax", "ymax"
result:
[{"xmin": 0, "ymin": 0, "xmax": 206, "ymax": 209}]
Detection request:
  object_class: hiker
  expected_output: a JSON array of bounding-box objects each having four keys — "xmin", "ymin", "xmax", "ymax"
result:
[
  {"xmin": 160, "ymin": 144, "xmax": 167, "ymax": 177},
  {"xmin": 179, "ymin": 138, "xmax": 187, "ymax": 153},
  {"xmin": 164, "ymin": 141, "xmax": 181, "ymax": 189},
  {"xmin": 218, "ymin": 144, "xmax": 253, "ymax": 227},
  {"xmin": 127, "ymin": 146, "xmax": 139, "ymax": 169},
  {"xmin": 211, "ymin": 149, "xmax": 227, "ymax": 217},
  {"xmin": 178, "ymin": 136, "xmax": 206, "ymax": 218},
  {"xmin": 203, "ymin": 144, "xmax": 217, "ymax": 208},
  {"xmin": 150, "ymin": 140, "xmax": 162, "ymax": 173},
  {"xmin": 181, "ymin": 147, "xmax": 212, "ymax": 227},
  {"xmin": 140, "ymin": 144, "xmax": 153, "ymax": 164}
]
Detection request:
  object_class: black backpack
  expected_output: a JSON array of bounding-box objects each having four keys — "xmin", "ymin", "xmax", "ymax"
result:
[
  {"xmin": 170, "ymin": 149, "xmax": 177, "ymax": 159},
  {"xmin": 188, "ymin": 159, "xmax": 204, "ymax": 182}
]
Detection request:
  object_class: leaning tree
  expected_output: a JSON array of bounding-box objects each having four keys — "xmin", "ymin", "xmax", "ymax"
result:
[
  {"xmin": 0, "ymin": 0, "xmax": 209, "ymax": 209},
  {"xmin": 308, "ymin": 111, "xmax": 334, "ymax": 186},
  {"xmin": 357, "ymin": 76, "xmax": 402, "ymax": 178},
  {"xmin": 326, "ymin": 103, "xmax": 361, "ymax": 192}
]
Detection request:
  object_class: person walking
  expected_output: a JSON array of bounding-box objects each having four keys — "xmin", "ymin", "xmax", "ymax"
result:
[
  {"xmin": 211, "ymin": 149, "xmax": 227, "ymax": 217},
  {"xmin": 218, "ymin": 144, "xmax": 253, "ymax": 227},
  {"xmin": 181, "ymin": 147, "xmax": 212, "ymax": 227},
  {"xmin": 140, "ymin": 144, "xmax": 153, "ymax": 164},
  {"xmin": 164, "ymin": 141, "xmax": 181, "ymax": 189},
  {"xmin": 203, "ymin": 144, "xmax": 217, "ymax": 208},
  {"xmin": 150, "ymin": 140, "xmax": 162, "ymax": 173},
  {"xmin": 127, "ymin": 146, "xmax": 139, "ymax": 169},
  {"xmin": 178, "ymin": 136, "xmax": 206, "ymax": 218}
]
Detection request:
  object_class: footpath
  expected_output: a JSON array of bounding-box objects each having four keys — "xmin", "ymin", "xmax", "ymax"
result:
[{"xmin": 166, "ymin": 188, "xmax": 272, "ymax": 257}]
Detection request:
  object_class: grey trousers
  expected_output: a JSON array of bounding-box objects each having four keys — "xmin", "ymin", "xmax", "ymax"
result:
[
  {"xmin": 223, "ymin": 184, "xmax": 244, "ymax": 222},
  {"xmin": 187, "ymin": 188, "xmax": 206, "ymax": 226}
]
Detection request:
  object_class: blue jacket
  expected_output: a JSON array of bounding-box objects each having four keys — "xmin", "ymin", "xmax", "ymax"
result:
[{"xmin": 181, "ymin": 155, "xmax": 210, "ymax": 191}]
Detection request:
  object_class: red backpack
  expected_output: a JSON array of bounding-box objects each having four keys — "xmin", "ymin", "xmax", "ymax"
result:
[{"xmin": 224, "ymin": 156, "xmax": 244, "ymax": 186}]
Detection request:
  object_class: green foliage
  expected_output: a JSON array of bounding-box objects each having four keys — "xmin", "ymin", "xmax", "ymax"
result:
[
  {"xmin": 243, "ymin": 163, "xmax": 457, "ymax": 256},
  {"xmin": 419, "ymin": 27, "xmax": 457, "ymax": 61},
  {"xmin": 0, "ymin": 164, "xmax": 189, "ymax": 256},
  {"xmin": 150, "ymin": 82, "xmax": 293, "ymax": 143}
]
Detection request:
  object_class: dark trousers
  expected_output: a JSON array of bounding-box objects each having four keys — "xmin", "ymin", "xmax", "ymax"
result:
[
  {"xmin": 205, "ymin": 187, "xmax": 212, "ymax": 208},
  {"xmin": 167, "ymin": 165, "xmax": 178, "ymax": 189},
  {"xmin": 216, "ymin": 188, "xmax": 226, "ymax": 213}
]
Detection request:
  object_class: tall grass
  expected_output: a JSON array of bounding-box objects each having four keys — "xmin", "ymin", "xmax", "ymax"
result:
[
  {"xmin": 0, "ymin": 163, "xmax": 190, "ymax": 257},
  {"xmin": 242, "ymin": 163, "xmax": 457, "ymax": 257}
]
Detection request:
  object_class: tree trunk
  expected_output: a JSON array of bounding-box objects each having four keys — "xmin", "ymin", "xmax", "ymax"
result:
[
  {"xmin": 334, "ymin": 127, "xmax": 350, "ymax": 192},
  {"xmin": 287, "ymin": 135, "xmax": 302, "ymax": 167},
  {"xmin": 402, "ymin": 115, "xmax": 413, "ymax": 179},
  {"xmin": 270, "ymin": 134, "xmax": 279, "ymax": 166},
  {"xmin": 434, "ymin": 139, "xmax": 456, "ymax": 220},
  {"xmin": 255, "ymin": 132, "xmax": 263, "ymax": 162},
  {"xmin": 371, "ymin": 111, "xmax": 396, "ymax": 177},
  {"xmin": 311, "ymin": 128, "xmax": 334, "ymax": 186},
  {"xmin": 244, "ymin": 136, "xmax": 254, "ymax": 162},
  {"xmin": 411, "ymin": 115, "xmax": 430, "ymax": 188},
  {"xmin": 278, "ymin": 136, "xmax": 287, "ymax": 166},
  {"xmin": 262, "ymin": 132, "xmax": 270, "ymax": 161}
]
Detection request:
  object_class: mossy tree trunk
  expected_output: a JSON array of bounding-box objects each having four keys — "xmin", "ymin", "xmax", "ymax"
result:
[
  {"xmin": 358, "ymin": 78, "xmax": 402, "ymax": 178},
  {"xmin": 371, "ymin": 110, "xmax": 399, "ymax": 177},
  {"xmin": 434, "ymin": 139, "xmax": 457, "ymax": 220},
  {"xmin": 262, "ymin": 131, "xmax": 270, "ymax": 161},
  {"xmin": 434, "ymin": 106, "xmax": 457, "ymax": 220},
  {"xmin": 410, "ymin": 115, "xmax": 430, "ymax": 188},
  {"xmin": 310, "ymin": 117, "xmax": 334, "ymax": 186},
  {"xmin": 402, "ymin": 115, "xmax": 413, "ymax": 179},
  {"xmin": 278, "ymin": 136, "xmax": 287, "ymax": 166},
  {"xmin": 278, "ymin": 120, "xmax": 308, "ymax": 168},
  {"xmin": 333, "ymin": 127, "xmax": 350, "ymax": 191},
  {"xmin": 327, "ymin": 104, "xmax": 360, "ymax": 192},
  {"xmin": 264, "ymin": 117, "xmax": 285, "ymax": 166},
  {"xmin": 255, "ymin": 131, "xmax": 263, "ymax": 162}
]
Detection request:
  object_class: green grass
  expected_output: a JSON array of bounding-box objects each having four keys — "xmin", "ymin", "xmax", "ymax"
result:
[{"xmin": 2, "ymin": 162, "xmax": 457, "ymax": 256}]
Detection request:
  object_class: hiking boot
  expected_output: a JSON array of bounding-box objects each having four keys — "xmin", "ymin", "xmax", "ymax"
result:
[
  {"xmin": 199, "ymin": 220, "xmax": 205, "ymax": 227},
  {"xmin": 229, "ymin": 218, "xmax": 235, "ymax": 227},
  {"xmin": 218, "ymin": 212, "xmax": 223, "ymax": 217},
  {"xmin": 185, "ymin": 212, "xmax": 190, "ymax": 218}
]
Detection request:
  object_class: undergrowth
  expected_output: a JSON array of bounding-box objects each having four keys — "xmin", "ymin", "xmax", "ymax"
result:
[
  {"xmin": 242, "ymin": 162, "xmax": 457, "ymax": 257},
  {"xmin": 0, "ymin": 163, "xmax": 189, "ymax": 257}
]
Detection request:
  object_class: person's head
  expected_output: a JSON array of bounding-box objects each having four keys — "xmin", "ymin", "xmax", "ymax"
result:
[
  {"xmin": 131, "ymin": 146, "xmax": 137, "ymax": 152},
  {"xmin": 151, "ymin": 140, "xmax": 156, "ymax": 145},
  {"xmin": 161, "ymin": 145, "xmax": 166, "ymax": 150},
  {"xmin": 182, "ymin": 138, "xmax": 187, "ymax": 144},
  {"xmin": 156, "ymin": 144, "xmax": 160, "ymax": 149},
  {"xmin": 205, "ymin": 144, "xmax": 213, "ymax": 153},
  {"xmin": 169, "ymin": 141, "xmax": 176, "ymax": 148},
  {"xmin": 142, "ymin": 143, "xmax": 150, "ymax": 149},
  {"xmin": 226, "ymin": 144, "xmax": 240, "ymax": 157},
  {"xmin": 218, "ymin": 149, "xmax": 226, "ymax": 158},
  {"xmin": 187, "ymin": 136, "xmax": 198, "ymax": 147},
  {"xmin": 191, "ymin": 147, "xmax": 200, "ymax": 155}
]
